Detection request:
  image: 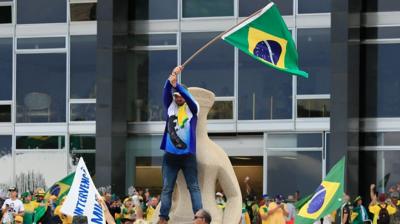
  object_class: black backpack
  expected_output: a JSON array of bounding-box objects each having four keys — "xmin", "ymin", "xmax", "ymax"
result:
[{"xmin": 377, "ymin": 203, "xmax": 390, "ymax": 224}]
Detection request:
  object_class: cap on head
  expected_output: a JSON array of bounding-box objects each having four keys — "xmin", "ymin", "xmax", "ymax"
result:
[
  {"xmin": 354, "ymin": 196, "xmax": 362, "ymax": 203},
  {"xmin": 216, "ymin": 192, "xmax": 223, "ymax": 197},
  {"xmin": 8, "ymin": 187, "xmax": 17, "ymax": 192}
]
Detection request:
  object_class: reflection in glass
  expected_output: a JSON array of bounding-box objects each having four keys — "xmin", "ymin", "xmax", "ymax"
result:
[
  {"xmin": 297, "ymin": 29, "xmax": 331, "ymax": 94},
  {"xmin": 238, "ymin": 52, "xmax": 292, "ymax": 120},
  {"xmin": 239, "ymin": 0, "xmax": 292, "ymax": 16},
  {"xmin": 182, "ymin": 32, "xmax": 234, "ymax": 96},
  {"xmin": 0, "ymin": 136, "xmax": 12, "ymax": 189},
  {"xmin": 297, "ymin": 99, "xmax": 330, "ymax": 118},
  {"xmin": 362, "ymin": 27, "xmax": 400, "ymax": 40},
  {"xmin": 17, "ymin": 0, "xmax": 66, "ymax": 24},
  {"xmin": 0, "ymin": 6, "xmax": 11, "ymax": 23},
  {"xmin": 15, "ymin": 151, "xmax": 67, "ymax": 192},
  {"xmin": 376, "ymin": 151, "xmax": 400, "ymax": 193},
  {"xmin": 298, "ymin": 0, "xmax": 330, "ymax": 13},
  {"xmin": 70, "ymin": 135, "xmax": 95, "ymax": 150},
  {"xmin": 70, "ymin": 3, "xmax": 96, "ymax": 21},
  {"xmin": 383, "ymin": 132, "xmax": 400, "ymax": 146},
  {"xmin": 360, "ymin": 132, "xmax": 383, "ymax": 146},
  {"xmin": 361, "ymin": 44, "xmax": 400, "ymax": 118},
  {"xmin": 17, "ymin": 54, "xmax": 66, "ymax": 123},
  {"xmin": 71, "ymin": 36, "xmax": 96, "ymax": 99},
  {"xmin": 130, "ymin": 0, "xmax": 177, "ymax": 20},
  {"xmin": 0, "ymin": 38, "xmax": 12, "ymax": 100},
  {"xmin": 208, "ymin": 101, "xmax": 233, "ymax": 119},
  {"xmin": 230, "ymin": 157, "xmax": 263, "ymax": 197},
  {"xmin": 183, "ymin": 0, "xmax": 233, "ymax": 17},
  {"xmin": 267, "ymin": 151, "xmax": 322, "ymax": 196},
  {"xmin": 128, "ymin": 50, "xmax": 177, "ymax": 122},
  {"xmin": 16, "ymin": 136, "xmax": 65, "ymax": 149},
  {"xmin": 70, "ymin": 103, "xmax": 95, "ymax": 121},
  {"xmin": 17, "ymin": 37, "xmax": 66, "ymax": 49},
  {"xmin": 132, "ymin": 34, "xmax": 177, "ymax": 47},
  {"xmin": 0, "ymin": 105, "xmax": 11, "ymax": 122}
]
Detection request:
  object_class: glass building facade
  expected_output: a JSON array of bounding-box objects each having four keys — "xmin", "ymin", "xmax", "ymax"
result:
[{"xmin": 0, "ymin": 0, "xmax": 399, "ymax": 199}]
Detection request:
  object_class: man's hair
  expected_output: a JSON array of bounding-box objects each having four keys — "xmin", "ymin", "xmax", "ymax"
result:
[{"xmin": 199, "ymin": 209, "xmax": 212, "ymax": 223}]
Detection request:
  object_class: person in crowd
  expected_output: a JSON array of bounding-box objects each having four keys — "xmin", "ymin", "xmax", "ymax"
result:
[
  {"xmin": 193, "ymin": 209, "xmax": 212, "ymax": 224},
  {"xmin": 336, "ymin": 193, "xmax": 351, "ymax": 224},
  {"xmin": 352, "ymin": 196, "xmax": 370, "ymax": 224},
  {"xmin": 389, "ymin": 191, "xmax": 400, "ymax": 224},
  {"xmin": 1, "ymin": 187, "xmax": 24, "ymax": 224},
  {"xmin": 14, "ymin": 215, "xmax": 23, "ymax": 224},
  {"xmin": 159, "ymin": 65, "xmax": 202, "ymax": 224},
  {"xmin": 145, "ymin": 197, "xmax": 158, "ymax": 223},
  {"xmin": 260, "ymin": 194, "xmax": 288, "ymax": 224},
  {"xmin": 21, "ymin": 192, "xmax": 35, "ymax": 224},
  {"xmin": 215, "ymin": 192, "xmax": 226, "ymax": 210},
  {"xmin": 54, "ymin": 197, "xmax": 73, "ymax": 224},
  {"xmin": 294, "ymin": 191, "xmax": 300, "ymax": 202},
  {"xmin": 285, "ymin": 195, "xmax": 296, "ymax": 224},
  {"xmin": 122, "ymin": 197, "xmax": 136, "ymax": 221},
  {"xmin": 369, "ymin": 184, "xmax": 397, "ymax": 224},
  {"xmin": 240, "ymin": 202, "xmax": 251, "ymax": 224},
  {"xmin": 259, "ymin": 194, "xmax": 270, "ymax": 224},
  {"xmin": 109, "ymin": 195, "xmax": 122, "ymax": 221}
]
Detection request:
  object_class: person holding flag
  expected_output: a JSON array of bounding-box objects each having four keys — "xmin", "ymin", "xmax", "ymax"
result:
[{"xmin": 159, "ymin": 66, "xmax": 202, "ymax": 224}]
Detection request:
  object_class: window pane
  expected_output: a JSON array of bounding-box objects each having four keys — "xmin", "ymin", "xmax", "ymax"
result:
[
  {"xmin": 239, "ymin": 0, "xmax": 292, "ymax": 16},
  {"xmin": 230, "ymin": 157, "xmax": 263, "ymax": 197},
  {"xmin": 128, "ymin": 50, "xmax": 177, "ymax": 122},
  {"xmin": 361, "ymin": 44, "xmax": 400, "ymax": 117},
  {"xmin": 207, "ymin": 101, "xmax": 233, "ymax": 119},
  {"xmin": 183, "ymin": 0, "xmax": 233, "ymax": 17},
  {"xmin": 132, "ymin": 34, "xmax": 176, "ymax": 47},
  {"xmin": 362, "ymin": 27, "xmax": 400, "ymax": 39},
  {"xmin": 17, "ymin": 54, "xmax": 66, "ymax": 123},
  {"xmin": 360, "ymin": 132, "xmax": 383, "ymax": 146},
  {"xmin": 364, "ymin": 0, "xmax": 400, "ymax": 12},
  {"xmin": 15, "ymin": 151, "xmax": 67, "ymax": 191},
  {"xmin": 267, "ymin": 133, "xmax": 322, "ymax": 148},
  {"xmin": 297, "ymin": 28, "xmax": 331, "ymax": 94},
  {"xmin": 0, "ymin": 105, "xmax": 11, "ymax": 122},
  {"xmin": 69, "ymin": 152, "xmax": 95, "ymax": 176},
  {"xmin": 0, "ymin": 136, "xmax": 12, "ymax": 187},
  {"xmin": 0, "ymin": 6, "xmax": 11, "ymax": 23},
  {"xmin": 297, "ymin": 99, "xmax": 330, "ymax": 118},
  {"xmin": 16, "ymin": 136, "xmax": 65, "ymax": 149},
  {"xmin": 71, "ymin": 35, "xmax": 96, "ymax": 99},
  {"xmin": 298, "ymin": 0, "xmax": 330, "ymax": 13},
  {"xmin": 238, "ymin": 52, "xmax": 292, "ymax": 120},
  {"xmin": 182, "ymin": 32, "xmax": 234, "ymax": 96},
  {"xmin": 70, "ymin": 135, "xmax": 95, "ymax": 150},
  {"xmin": 17, "ymin": 0, "xmax": 67, "ymax": 24},
  {"xmin": 70, "ymin": 103, "xmax": 96, "ymax": 121},
  {"xmin": 0, "ymin": 38, "xmax": 12, "ymax": 100},
  {"xmin": 383, "ymin": 132, "xmax": 400, "ymax": 146},
  {"xmin": 130, "ymin": 0, "xmax": 177, "ymax": 20},
  {"xmin": 267, "ymin": 151, "xmax": 322, "ymax": 196},
  {"xmin": 70, "ymin": 3, "xmax": 96, "ymax": 21},
  {"xmin": 17, "ymin": 37, "xmax": 66, "ymax": 49}
]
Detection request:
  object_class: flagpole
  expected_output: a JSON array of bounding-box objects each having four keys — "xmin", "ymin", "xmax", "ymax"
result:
[{"xmin": 181, "ymin": 7, "xmax": 265, "ymax": 68}]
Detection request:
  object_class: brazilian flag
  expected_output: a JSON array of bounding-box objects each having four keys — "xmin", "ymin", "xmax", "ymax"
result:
[
  {"xmin": 222, "ymin": 2, "xmax": 308, "ymax": 78},
  {"xmin": 295, "ymin": 157, "xmax": 345, "ymax": 224},
  {"xmin": 34, "ymin": 172, "xmax": 75, "ymax": 223}
]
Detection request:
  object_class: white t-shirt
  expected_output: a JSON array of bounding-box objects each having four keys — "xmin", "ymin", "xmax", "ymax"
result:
[{"xmin": 2, "ymin": 198, "xmax": 24, "ymax": 214}]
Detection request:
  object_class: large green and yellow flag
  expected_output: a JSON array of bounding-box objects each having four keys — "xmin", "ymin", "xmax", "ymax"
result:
[
  {"xmin": 222, "ymin": 2, "xmax": 308, "ymax": 78},
  {"xmin": 295, "ymin": 157, "xmax": 345, "ymax": 224},
  {"xmin": 34, "ymin": 172, "xmax": 75, "ymax": 223}
]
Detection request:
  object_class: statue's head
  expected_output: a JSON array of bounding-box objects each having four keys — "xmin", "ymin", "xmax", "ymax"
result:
[{"xmin": 188, "ymin": 87, "xmax": 215, "ymax": 117}]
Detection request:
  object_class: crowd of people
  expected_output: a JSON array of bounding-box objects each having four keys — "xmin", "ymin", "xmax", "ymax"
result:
[{"xmin": 1, "ymin": 181, "xmax": 400, "ymax": 224}]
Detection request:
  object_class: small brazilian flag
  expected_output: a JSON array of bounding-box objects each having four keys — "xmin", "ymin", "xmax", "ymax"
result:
[
  {"xmin": 222, "ymin": 2, "xmax": 308, "ymax": 78},
  {"xmin": 295, "ymin": 157, "xmax": 345, "ymax": 224}
]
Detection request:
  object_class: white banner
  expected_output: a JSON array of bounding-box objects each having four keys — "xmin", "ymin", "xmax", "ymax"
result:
[{"xmin": 61, "ymin": 158, "xmax": 105, "ymax": 224}]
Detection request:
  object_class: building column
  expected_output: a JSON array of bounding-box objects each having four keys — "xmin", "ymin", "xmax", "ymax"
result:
[
  {"xmin": 330, "ymin": 0, "xmax": 362, "ymax": 197},
  {"xmin": 95, "ymin": 0, "xmax": 129, "ymax": 196}
]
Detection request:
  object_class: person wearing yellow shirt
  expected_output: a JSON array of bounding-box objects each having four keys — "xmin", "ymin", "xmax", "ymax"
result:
[
  {"xmin": 369, "ymin": 184, "xmax": 397, "ymax": 224},
  {"xmin": 145, "ymin": 197, "xmax": 159, "ymax": 223},
  {"xmin": 21, "ymin": 192, "xmax": 35, "ymax": 224},
  {"xmin": 260, "ymin": 195, "xmax": 288, "ymax": 224}
]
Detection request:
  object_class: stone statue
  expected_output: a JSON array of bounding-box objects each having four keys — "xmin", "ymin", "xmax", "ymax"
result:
[{"xmin": 153, "ymin": 87, "xmax": 242, "ymax": 224}]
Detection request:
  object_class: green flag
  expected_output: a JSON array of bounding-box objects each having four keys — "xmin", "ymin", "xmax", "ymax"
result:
[
  {"xmin": 295, "ymin": 157, "xmax": 345, "ymax": 224},
  {"xmin": 34, "ymin": 172, "xmax": 75, "ymax": 223},
  {"xmin": 222, "ymin": 2, "xmax": 308, "ymax": 78}
]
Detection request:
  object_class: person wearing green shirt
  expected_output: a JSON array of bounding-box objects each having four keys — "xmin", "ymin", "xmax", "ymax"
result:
[
  {"xmin": 21, "ymin": 192, "xmax": 35, "ymax": 224},
  {"xmin": 352, "ymin": 196, "xmax": 370, "ymax": 224}
]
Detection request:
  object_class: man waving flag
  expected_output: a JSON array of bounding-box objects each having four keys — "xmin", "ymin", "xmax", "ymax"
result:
[
  {"xmin": 295, "ymin": 157, "xmax": 345, "ymax": 224},
  {"xmin": 222, "ymin": 2, "xmax": 308, "ymax": 78}
]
